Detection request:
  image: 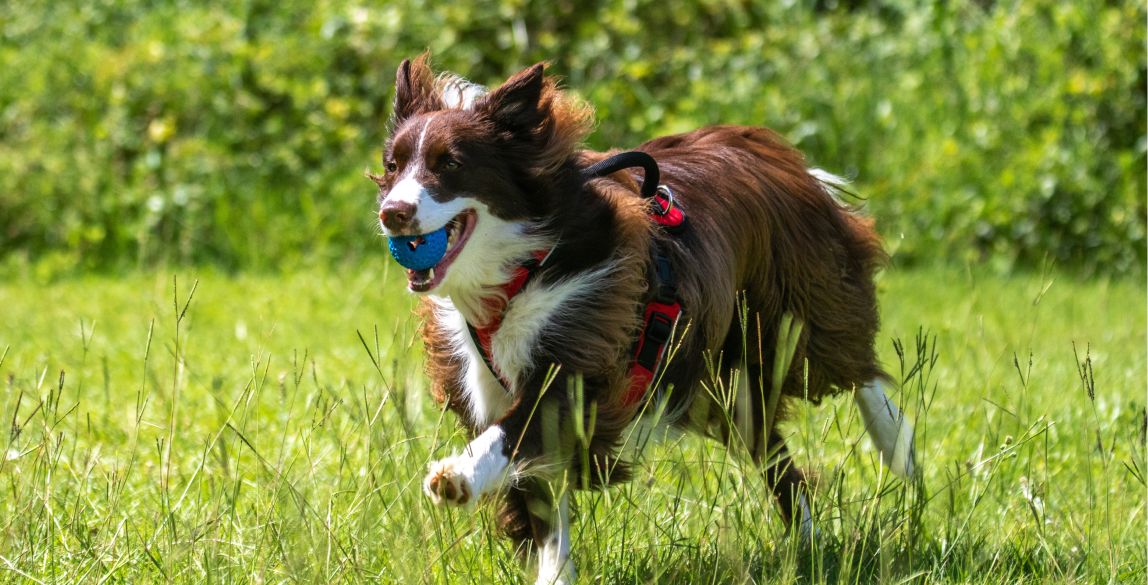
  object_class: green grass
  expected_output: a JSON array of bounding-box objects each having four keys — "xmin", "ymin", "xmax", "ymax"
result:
[{"xmin": 1, "ymin": 262, "xmax": 1144, "ymax": 583}]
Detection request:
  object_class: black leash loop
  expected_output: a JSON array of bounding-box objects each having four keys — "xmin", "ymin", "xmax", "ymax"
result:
[{"xmin": 581, "ymin": 151, "xmax": 660, "ymax": 198}]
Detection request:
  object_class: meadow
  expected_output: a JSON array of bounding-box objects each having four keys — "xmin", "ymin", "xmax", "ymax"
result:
[{"xmin": 1, "ymin": 261, "xmax": 1144, "ymax": 583}]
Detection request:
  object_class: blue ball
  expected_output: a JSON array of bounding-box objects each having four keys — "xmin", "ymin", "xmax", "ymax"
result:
[{"xmin": 388, "ymin": 227, "xmax": 449, "ymax": 271}]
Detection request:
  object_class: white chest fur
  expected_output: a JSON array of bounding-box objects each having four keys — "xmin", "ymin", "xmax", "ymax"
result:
[
  {"xmin": 431, "ymin": 262, "xmax": 618, "ymax": 428},
  {"xmin": 433, "ymin": 299, "xmax": 514, "ymax": 428}
]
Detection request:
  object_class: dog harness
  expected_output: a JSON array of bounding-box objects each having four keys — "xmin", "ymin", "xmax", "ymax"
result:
[
  {"xmin": 466, "ymin": 151, "xmax": 686, "ymax": 407},
  {"xmin": 464, "ymin": 249, "xmax": 549, "ymax": 391}
]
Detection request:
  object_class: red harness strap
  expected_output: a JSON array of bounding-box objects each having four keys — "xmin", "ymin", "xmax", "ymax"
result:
[
  {"xmin": 622, "ymin": 298, "xmax": 680, "ymax": 405},
  {"xmin": 465, "ymin": 188, "xmax": 686, "ymax": 406},
  {"xmin": 466, "ymin": 250, "xmax": 549, "ymax": 391},
  {"xmin": 621, "ymin": 247, "xmax": 682, "ymax": 406}
]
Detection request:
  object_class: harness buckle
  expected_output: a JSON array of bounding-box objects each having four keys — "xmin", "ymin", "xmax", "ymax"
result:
[
  {"xmin": 646, "ymin": 312, "xmax": 674, "ymax": 345},
  {"xmin": 635, "ymin": 311, "xmax": 676, "ymax": 370},
  {"xmin": 651, "ymin": 185, "xmax": 688, "ymax": 233}
]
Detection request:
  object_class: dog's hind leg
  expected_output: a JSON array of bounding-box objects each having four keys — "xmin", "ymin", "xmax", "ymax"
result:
[
  {"xmin": 759, "ymin": 430, "xmax": 815, "ymax": 539},
  {"xmin": 854, "ymin": 377, "xmax": 917, "ymax": 478},
  {"xmin": 723, "ymin": 361, "xmax": 815, "ymax": 538}
]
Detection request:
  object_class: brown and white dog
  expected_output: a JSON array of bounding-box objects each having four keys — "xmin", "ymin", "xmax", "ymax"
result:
[{"xmin": 370, "ymin": 55, "xmax": 916, "ymax": 584}]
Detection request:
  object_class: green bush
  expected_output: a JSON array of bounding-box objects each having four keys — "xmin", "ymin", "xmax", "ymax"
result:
[{"xmin": 0, "ymin": 0, "xmax": 1143, "ymax": 275}]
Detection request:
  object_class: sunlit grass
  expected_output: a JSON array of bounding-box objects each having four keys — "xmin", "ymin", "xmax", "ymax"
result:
[{"xmin": 1, "ymin": 262, "xmax": 1143, "ymax": 583}]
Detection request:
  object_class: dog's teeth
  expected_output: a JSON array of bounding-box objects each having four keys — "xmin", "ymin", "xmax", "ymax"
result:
[{"xmin": 428, "ymin": 268, "xmax": 435, "ymax": 281}]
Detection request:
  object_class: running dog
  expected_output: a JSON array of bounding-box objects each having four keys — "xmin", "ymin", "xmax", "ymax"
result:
[{"xmin": 369, "ymin": 55, "xmax": 917, "ymax": 585}]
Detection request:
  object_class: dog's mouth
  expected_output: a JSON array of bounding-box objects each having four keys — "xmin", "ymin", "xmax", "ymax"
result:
[{"xmin": 407, "ymin": 210, "xmax": 477, "ymax": 293}]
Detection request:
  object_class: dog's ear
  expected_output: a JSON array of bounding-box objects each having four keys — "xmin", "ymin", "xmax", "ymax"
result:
[
  {"xmin": 477, "ymin": 63, "xmax": 547, "ymax": 134},
  {"xmin": 392, "ymin": 53, "xmax": 442, "ymax": 124}
]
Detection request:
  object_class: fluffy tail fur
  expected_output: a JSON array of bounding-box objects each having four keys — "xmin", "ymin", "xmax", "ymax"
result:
[{"xmin": 854, "ymin": 379, "xmax": 917, "ymax": 478}]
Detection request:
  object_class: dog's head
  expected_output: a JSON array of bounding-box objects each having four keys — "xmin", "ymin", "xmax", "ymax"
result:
[{"xmin": 370, "ymin": 55, "xmax": 593, "ymax": 298}]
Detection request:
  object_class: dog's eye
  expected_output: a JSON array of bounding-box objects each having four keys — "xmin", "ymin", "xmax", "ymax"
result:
[
  {"xmin": 385, "ymin": 160, "xmax": 398, "ymax": 173},
  {"xmin": 442, "ymin": 157, "xmax": 461, "ymax": 171}
]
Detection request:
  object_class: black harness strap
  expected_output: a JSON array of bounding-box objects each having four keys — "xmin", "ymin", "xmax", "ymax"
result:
[
  {"xmin": 581, "ymin": 151, "xmax": 660, "ymax": 197},
  {"xmin": 583, "ymin": 151, "xmax": 688, "ymax": 234}
]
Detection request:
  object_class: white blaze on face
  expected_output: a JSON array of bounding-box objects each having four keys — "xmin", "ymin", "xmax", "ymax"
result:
[
  {"xmin": 380, "ymin": 174, "xmax": 468, "ymax": 237},
  {"xmin": 797, "ymin": 492, "xmax": 815, "ymax": 541},
  {"xmin": 379, "ymin": 115, "xmax": 466, "ymax": 236},
  {"xmin": 386, "ymin": 177, "xmax": 426, "ymax": 208}
]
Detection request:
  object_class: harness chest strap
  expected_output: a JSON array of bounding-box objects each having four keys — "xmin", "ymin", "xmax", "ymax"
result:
[
  {"xmin": 465, "ymin": 250, "xmax": 548, "ymax": 392},
  {"xmin": 465, "ymin": 248, "xmax": 681, "ymax": 407}
]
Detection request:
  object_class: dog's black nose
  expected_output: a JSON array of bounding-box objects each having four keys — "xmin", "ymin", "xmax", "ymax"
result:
[{"xmin": 380, "ymin": 199, "xmax": 417, "ymax": 232}]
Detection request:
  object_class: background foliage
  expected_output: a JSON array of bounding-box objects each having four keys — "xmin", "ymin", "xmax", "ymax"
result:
[{"xmin": 1, "ymin": 0, "xmax": 1144, "ymax": 275}]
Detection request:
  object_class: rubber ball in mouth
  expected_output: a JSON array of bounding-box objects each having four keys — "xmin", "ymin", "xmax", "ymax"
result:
[{"xmin": 388, "ymin": 227, "xmax": 449, "ymax": 271}]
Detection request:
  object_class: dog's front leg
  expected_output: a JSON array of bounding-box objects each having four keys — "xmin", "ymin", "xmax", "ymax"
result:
[
  {"xmin": 423, "ymin": 376, "xmax": 581, "ymax": 583},
  {"xmin": 424, "ymin": 425, "xmax": 512, "ymax": 507}
]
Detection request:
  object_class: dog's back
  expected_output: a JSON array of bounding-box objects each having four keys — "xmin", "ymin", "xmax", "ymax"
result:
[{"xmin": 636, "ymin": 125, "xmax": 887, "ymax": 420}]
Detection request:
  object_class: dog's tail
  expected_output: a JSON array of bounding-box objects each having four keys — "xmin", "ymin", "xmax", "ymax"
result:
[{"xmin": 854, "ymin": 378, "xmax": 917, "ymax": 478}]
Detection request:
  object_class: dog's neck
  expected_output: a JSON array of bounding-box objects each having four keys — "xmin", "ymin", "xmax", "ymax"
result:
[
  {"xmin": 433, "ymin": 248, "xmax": 548, "ymax": 327},
  {"xmin": 438, "ymin": 161, "xmax": 624, "ymax": 327}
]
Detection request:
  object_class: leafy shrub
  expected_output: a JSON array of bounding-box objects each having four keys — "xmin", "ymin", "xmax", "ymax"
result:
[{"xmin": 0, "ymin": 0, "xmax": 1143, "ymax": 275}]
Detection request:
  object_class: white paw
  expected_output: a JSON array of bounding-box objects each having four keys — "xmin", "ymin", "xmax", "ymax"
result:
[
  {"xmin": 423, "ymin": 427, "xmax": 510, "ymax": 507},
  {"xmin": 424, "ymin": 457, "xmax": 475, "ymax": 506}
]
